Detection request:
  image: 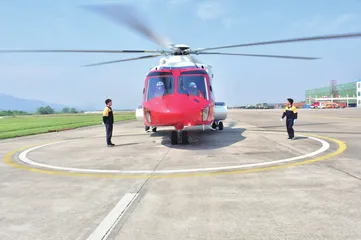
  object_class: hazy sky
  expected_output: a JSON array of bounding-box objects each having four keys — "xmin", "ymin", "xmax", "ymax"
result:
[{"xmin": 1, "ymin": 0, "xmax": 361, "ymax": 109}]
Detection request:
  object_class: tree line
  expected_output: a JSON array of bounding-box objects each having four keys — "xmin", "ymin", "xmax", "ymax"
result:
[
  {"xmin": 0, "ymin": 106, "xmax": 83, "ymax": 116},
  {"xmin": 36, "ymin": 106, "xmax": 80, "ymax": 114},
  {"xmin": 0, "ymin": 110, "xmax": 29, "ymax": 116}
]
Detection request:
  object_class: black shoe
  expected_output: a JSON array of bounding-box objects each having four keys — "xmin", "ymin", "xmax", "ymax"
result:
[
  {"xmin": 110, "ymin": 143, "xmax": 115, "ymax": 146},
  {"xmin": 107, "ymin": 144, "xmax": 114, "ymax": 147}
]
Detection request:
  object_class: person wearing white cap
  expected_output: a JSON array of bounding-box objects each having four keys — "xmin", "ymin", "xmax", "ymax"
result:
[
  {"xmin": 154, "ymin": 81, "xmax": 165, "ymax": 97},
  {"xmin": 188, "ymin": 82, "xmax": 203, "ymax": 98}
]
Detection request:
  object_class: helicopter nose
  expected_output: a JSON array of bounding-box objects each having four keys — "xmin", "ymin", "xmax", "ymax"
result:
[
  {"xmin": 151, "ymin": 107, "xmax": 188, "ymax": 124},
  {"xmin": 148, "ymin": 97, "xmax": 209, "ymax": 128}
]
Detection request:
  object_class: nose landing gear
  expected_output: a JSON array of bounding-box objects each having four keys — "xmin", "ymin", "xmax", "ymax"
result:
[
  {"xmin": 181, "ymin": 131, "xmax": 189, "ymax": 144},
  {"xmin": 170, "ymin": 130, "xmax": 189, "ymax": 145}
]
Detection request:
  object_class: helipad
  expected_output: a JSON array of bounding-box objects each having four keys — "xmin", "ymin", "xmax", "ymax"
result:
[
  {"xmin": 4, "ymin": 118, "xmax": 344, "ymax": 179},
  {"xmin": 2, "ymin": 109, "xmax": 360, "ymax": 240}
]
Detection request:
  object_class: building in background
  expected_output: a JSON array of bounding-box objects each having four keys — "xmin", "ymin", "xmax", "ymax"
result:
[{"xmin": 305, "ymin": 80, "xmax": 360, "ymax": 107}]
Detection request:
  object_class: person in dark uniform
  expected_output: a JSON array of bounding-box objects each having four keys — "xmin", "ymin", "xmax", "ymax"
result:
[
  {"xmin": 281, "ymin": 98, "xmax": 298, "ymax": 139},
  {"xmin": 103, "ymin": 99, "xmax": 115, "ymax": 147}
]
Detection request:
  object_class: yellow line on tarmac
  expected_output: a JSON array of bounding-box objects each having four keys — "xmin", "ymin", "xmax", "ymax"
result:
[{"xmin": 2, "ymin": 134, "xmax": 347, "ymax": 179}]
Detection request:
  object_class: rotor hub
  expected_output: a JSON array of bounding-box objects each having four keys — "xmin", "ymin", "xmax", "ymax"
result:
[
  {"xmin": 171, "ymin": 44, "xmax": 191, "ymax": 55},
  {"xmin": 173, "ymin": 44, "xmax": 190, "ymax": 51}
]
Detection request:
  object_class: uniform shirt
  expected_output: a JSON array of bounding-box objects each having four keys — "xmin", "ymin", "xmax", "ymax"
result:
[
  {"xmin": 282, "ymin": 105, "xmax": 298, "ymax": 119},
  {"xmin": 103, "ymin": 106, "xmax": 114, "ymax": 124},
  {"xmin": 189, "ymin": 89, "xmax": 204, "ymax": 99}
]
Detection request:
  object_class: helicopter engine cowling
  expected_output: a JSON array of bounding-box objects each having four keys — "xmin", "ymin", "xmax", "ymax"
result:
[
  {"xmin": 135, "ymin": 105, "xmax": 144, "ymax": 121},
  {"xmin": 214, "ymin": 102, "xmax": 227, "ymax": 121}
]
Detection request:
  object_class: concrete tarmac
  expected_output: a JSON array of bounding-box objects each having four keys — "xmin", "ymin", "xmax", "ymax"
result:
[{"xmin": 1, "ymin": 108, "xmax": 361, "ymax": 240}]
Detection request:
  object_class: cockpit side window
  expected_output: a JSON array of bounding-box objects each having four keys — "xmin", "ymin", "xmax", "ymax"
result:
[
  {"xmin": 178, "ymin": 75, "xmax": 208, "ymax": 100},
  {"xmin": 146, "ymin": 76, "xmax": 174, "ymax": 101}
]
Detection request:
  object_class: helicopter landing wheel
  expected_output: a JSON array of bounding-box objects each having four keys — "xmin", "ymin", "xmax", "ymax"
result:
[
  {"xmin": 171, "ymin": 131, "xmax": 178, "ymax": 145},
  {"xmin": 218, "ymin": 121, "xmax": 224, "ymax": 130},
  {"xmin": 152, "ymin": 127, "xmax": 157, "ymax": 132},
  {"xmin": 211, "ymin": 122, "xmax": 217, "ymax": 129},
  {"xmin": 181, "ymin": 130, "xmax": 189, "ymax": 144},
  {"xmin": 145, "ymin": 125, "xmax": 150, "ymax": 132}
]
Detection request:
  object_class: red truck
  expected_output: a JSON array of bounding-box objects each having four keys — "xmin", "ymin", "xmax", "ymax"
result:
[
  {"xmin": 311, "ymin": 102, "xmax": 320, "ymax": 109},
  {"xmin": 337, "ymin": 102, "xmax": 347, "ymax": 108}
]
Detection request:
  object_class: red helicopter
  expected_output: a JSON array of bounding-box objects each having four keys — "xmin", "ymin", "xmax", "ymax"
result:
[
  {"xmin": 2, "ymin": 4, "xmax": 361, "ymax": 145},
  {"xmin": 134, "ymin": 53, "xmax": 227, "ymax": 145}
]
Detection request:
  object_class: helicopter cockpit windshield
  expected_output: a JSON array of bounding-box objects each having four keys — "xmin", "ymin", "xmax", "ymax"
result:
[
  {"xmin": 146, "ymin": 75, "xmax": 174, "ymax": 101},
  {"xmin": 178, "ymin": 75, "xmax": 208, "ymax": 100}
]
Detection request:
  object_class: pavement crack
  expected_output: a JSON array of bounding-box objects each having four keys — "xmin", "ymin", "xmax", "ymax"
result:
[
  {"xmin": 110, "ymin": 147, "xmax": 171, "ymax": 237},
  {"xmin": 325, "ymin": 164, "xmax": 361, "ymax": 182},
  {"xmin": 130, "ymin": 146, "xmax": 171, "ymax": 199},
  {"xmin": 229, "ymin": 118, "xmax": 307, "ymax": 156},
  {"xmin": 253, "ymin": 131, "xmax": 306, "ymax": 156}
]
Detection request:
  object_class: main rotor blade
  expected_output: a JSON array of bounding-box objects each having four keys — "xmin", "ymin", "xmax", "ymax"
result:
[
  {"xmin": 197, "ymin": 32, "xmax": 361, "ymax": 52},
  {"xmin": 197, "ymin": 52, "xmax": 319, "ymax": 60},
  {"xmin": 82, "ymin": 54, "xmax": 161, "ymax": 67},
  {"xmin": 82, "ymin": 4, "xmax": 172, "ymax": 49},
  {"xmin": 0, "ymin": 49, "xmax": 163, "ymax": 54}
]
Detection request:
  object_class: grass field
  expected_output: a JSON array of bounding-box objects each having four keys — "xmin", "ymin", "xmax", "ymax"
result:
[{"xmin": 0, "ymin": 112, "xmax": 135, "ymax": 139}]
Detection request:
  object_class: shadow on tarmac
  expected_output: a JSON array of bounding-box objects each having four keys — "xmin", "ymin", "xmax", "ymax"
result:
[
  {"xmin": 111, "ymin": 142, "xmax": 141, "ymax": 147},
  {"xmin": 292, "ymin": 136, "xmax": 309, "ymax": 140},
  {"xmin": 149, "ymin": 127, "xmax": 247, "ymax": 150}
]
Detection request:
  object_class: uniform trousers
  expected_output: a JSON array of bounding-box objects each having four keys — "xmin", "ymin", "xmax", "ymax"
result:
[
  {"xmin": 105, "ymin": 123, "xmax": 113, "ymax": 145},
  {"xmin": 286, "ymin": 118, "xmax": 294, "ymax": 138}
]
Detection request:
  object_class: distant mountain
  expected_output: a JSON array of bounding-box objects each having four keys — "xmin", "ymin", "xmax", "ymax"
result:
[{"xmin": 0, "ymin": 93, "xmax": 70, "ymax": 113}]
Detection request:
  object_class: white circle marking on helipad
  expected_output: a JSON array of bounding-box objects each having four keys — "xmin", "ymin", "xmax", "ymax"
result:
[{"xmin": 18, "ymin": 133, "xmax": 330, "ymax": 174}]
